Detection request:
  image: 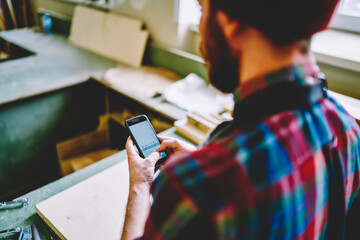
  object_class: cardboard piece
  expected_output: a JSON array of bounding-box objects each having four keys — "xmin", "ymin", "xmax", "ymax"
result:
[
  {"xmin": 69, "ymin": 6, "xmax": 149, "ymax": 67},
  {"xmin": 36, "ymin": 161, "xmax": 129, "ymax": 240}
]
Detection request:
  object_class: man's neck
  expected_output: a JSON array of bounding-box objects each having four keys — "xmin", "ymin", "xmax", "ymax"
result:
[{"xmin": 239, "ymin": 35, "xmax": 311, "ymax": 84}]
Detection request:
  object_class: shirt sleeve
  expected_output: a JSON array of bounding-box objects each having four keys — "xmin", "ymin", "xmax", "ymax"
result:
[{"xmin": 140, "ymin": 156, "xmax": 201, "ymax": 239}]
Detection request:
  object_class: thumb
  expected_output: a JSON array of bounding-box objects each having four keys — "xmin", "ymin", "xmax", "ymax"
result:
[
  {"xmin": 125, "ymin": 137, "xmax": 138, "ymax": 157},
  {"xmin": 156, "ymin": 139, "xmax": 178, "ymax": 152},
  {"xmin": 156, "ymin": 142, "xmax": 167, "ymax": 152}
]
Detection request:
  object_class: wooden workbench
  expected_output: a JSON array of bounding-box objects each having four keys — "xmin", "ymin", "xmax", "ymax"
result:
[
  {"xmin": 0, "ymin": 28, "xmax": 188, "ymax": 200},
  {"xmin": 0, "ymin": 28, "xmax": 118, "ymax": 200},
  {"xmin": 0, "ymin": 128, "xmax": 187, "ymax": 240}
]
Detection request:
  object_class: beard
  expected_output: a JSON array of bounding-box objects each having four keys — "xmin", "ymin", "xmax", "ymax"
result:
[{"xmin": 200, "ymin": 15, "xmax": 239, "ymax": 94}]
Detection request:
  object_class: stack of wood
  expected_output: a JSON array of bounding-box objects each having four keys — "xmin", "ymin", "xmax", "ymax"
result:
[
  {"xmin": 0, "ymin": 0, "xmax": 35, "ymax": 30},
  {"xmin": 175, "ymin": 112, "xmax": 232, "ymax": 145}
]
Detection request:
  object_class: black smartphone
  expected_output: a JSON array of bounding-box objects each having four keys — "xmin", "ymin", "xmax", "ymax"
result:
[{"xmin": 125, "ymin": 115, "xmax": 167, "ymax": 172}]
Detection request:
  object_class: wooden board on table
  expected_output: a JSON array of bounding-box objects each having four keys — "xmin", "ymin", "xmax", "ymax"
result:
[
  {"xmin": 104, "ymin": 66, "xmax": 180, "ymax": 99},
  {"xmin": 328, "ymin": 91, "xmax": 360, "ymax": 126},
  {"xmin": 36, "ymin": 161, "xmax": 130, "ymax": 240},
  {"xmin": 174, "ymin": 118, "xmax": 209, "ymax": 145},
  {"xmin": 69, "ymin": 148, "xmax": 119, "ymax": 171},
  {"xmin": 0, "ymin": 11, "xmax": 5, "ymax": 30},
  {"xmin": 69, "ymin": 5, "xmax": 149, "ymax": 67}
]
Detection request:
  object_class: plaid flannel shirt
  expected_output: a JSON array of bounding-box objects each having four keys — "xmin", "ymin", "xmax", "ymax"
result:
[{"xmin": 140, "ymin": 65, "xmax": 360, "ymax": 239}]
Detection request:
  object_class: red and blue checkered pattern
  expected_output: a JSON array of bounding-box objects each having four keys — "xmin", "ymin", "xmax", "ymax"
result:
[{"xmin": 140, "ymin": 65, "xmax": 360, "ymax": 239}]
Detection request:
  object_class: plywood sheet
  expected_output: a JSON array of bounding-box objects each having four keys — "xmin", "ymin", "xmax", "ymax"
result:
[
  {"xmin": 36, "ymin": 161, "xmax": 129, "ymax": 240},
  {"xmin": 174, "ymin": 118, "xmax": 208, "ymax": 145},
  {"xmin": 69, "ymin": 5, "xmax": 149, "ymax": 67}
]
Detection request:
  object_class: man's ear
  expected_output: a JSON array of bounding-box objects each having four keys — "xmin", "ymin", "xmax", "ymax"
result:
[{"xmin": 216, "ymin": 10, "xmax": 244, "ymax": 49}]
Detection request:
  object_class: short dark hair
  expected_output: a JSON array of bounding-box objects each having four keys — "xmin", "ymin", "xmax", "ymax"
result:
[{"xmin": 209, "ymin": 0, "xmax": 339, "ymax": 46}]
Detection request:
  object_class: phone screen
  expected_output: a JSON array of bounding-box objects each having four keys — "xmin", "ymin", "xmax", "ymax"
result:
[{"xmin": 128, "ymin": 120, "xmax": 167, "ymax": 159}]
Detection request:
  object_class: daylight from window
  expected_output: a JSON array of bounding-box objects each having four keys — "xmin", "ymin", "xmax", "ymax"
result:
[
  {"xmin": 179, "ymin": 0, "xmax": 360, "ymax": 28},
  {"xmin": 178, "ymin": 0, "xmax": 201, "ymax": 25},
  {"xmin": 339, "ymin": 0, "xmax": 360, "ymax": 17}
]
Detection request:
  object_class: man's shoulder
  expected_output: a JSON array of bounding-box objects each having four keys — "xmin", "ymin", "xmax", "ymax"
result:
[
  {"xmin": 160, "ymin": 108, "xmax": 317, "ymax": 188},
  {"xmin": 162, "ymin": 113, "xmax": 295, "ymax": 179},
  {"xmin": 159, "ymin": 97, "xmax": 359, "ymax": 190}
]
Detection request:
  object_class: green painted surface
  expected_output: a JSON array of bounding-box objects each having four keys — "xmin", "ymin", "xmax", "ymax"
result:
[
  {"xmin": 143, "ymin": 43, "xmax": 208, "ymax": 80},
  {"xmin": 0, "ymin": 19, "xmax": 196, "ymax": 239},
  {"xmin": 0, "ymin": 128, "xmax": 187, "ymax": 239},
  {"xmin": 0, "ymin": 81, "xmax": 106, "ymax": 199},
  {"xmin": 318, "ymin": 62, "xmax": 360, "ymax": 99},
  {"xmin": 0, "ymin": 28, "xmax": 117, "ymax": 105},
  {"xmin": 0, "ymin": 150, "xmax": 127, "ymax": 240},
  {"xmin": 0, "ymin": 28, "xmax": 117, "ymax": 199},
  {"xmin": 0, "ymin": 27, "xmax": 193, "ymax": 200}
]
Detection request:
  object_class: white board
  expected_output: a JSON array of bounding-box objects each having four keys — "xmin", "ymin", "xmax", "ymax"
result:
[
  {"xmin": 36, "ymin": 161, "xmax": 129, "ymax": 240},
  {"xmin": 69, "ymin": 6, "xmax": 149, "ymax": 67}
]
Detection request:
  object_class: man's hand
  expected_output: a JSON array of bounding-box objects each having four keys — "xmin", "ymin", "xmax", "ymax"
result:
[
  {"xmin": 157, "ymin": 136, "xmax": 196, "ymax": 156},
  {"xmin": 122, "ymin": 137, "xmax": 160, "ymax": 240},
  {"xmin": 126, "ymin": 137, "xmax": 160, "ymax": 187}
]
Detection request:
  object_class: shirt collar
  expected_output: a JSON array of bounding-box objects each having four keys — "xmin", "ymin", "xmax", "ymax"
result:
[{"xmin": 233, "ymin": 64, "xmax": 319, "ymax": 104}]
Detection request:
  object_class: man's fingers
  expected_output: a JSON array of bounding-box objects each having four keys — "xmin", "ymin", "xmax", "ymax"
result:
[
  {"xmin": 156, "ymin": 142, "xmax": 167, "ymax": 152},
  {"xmin": 158, "ymin": 136, "xmax": 175, "ymax": 142},
  {"xmin": 126, "ymin": 137, "xmax": 138, "ymax": 157},
  {"xmin": 158, "ymin": 136, "xmax": 166, "ymax": 142},
  {"xmin": 156, "ymin": 141, "xmax": 169, "ymax": 152},
  {"xmin": 157, "ymin": 139, "xmax": 178, "ymax": 152}
]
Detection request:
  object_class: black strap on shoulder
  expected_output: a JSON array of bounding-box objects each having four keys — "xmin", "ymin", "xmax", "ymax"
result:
[
  {"xmin": 207, "ymin": 76, "xmax": 327, "ymax": 142},
  {"xmin": 323, "ymin": 140, "xmax": 346, "ymax": 240},
  {"xmin": 232, "ymin": 80, "xmax": 326, "ymax": 125}
]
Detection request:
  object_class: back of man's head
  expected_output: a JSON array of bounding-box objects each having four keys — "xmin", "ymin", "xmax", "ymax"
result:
[{"xmin": 209, "ymin": 0, "xmax": 339, "ymax": 46}]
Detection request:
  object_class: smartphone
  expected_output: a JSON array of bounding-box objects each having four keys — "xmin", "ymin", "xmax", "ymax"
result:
[{"xmin": 125, "ymin": 115, "xmax": 167, "ymax": 172}]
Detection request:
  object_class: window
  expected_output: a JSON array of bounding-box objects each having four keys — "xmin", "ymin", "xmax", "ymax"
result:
[
  {"xmin": 337, "ymin": 0, "xmax": 360, "ymax": 17},
  {"xmin": 330, "ymin": 0, "xmax": 360, "ymax": 33},
  {"xmin": 175, "ymin": 0, "xmax": 360, "ymax": 34},
  {"xmin": 176, "ymin": 0, "xmax": 201, "ymax": 26}
]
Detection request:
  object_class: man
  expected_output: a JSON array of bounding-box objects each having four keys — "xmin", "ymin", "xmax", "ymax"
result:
[{"xmin": 122, "ymin": 0, "xmax": 360, "ymax": 239}]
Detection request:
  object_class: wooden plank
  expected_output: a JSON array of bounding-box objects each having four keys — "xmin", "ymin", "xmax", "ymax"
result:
[
  {"xmin": 10, "ymin": 0, "xmax": 25, "ymax": 28},
  {"xmin": 0, "ymin": 6, "xmax": 5, "ymax": 30},
  {"xmin": 174, "ymin": 118, "xmax": 208, "ymax": 145},
  {"xmin": 59, "ymin": 148, "xmax": 119, "ymax": 176},
  {"xmin": 36, "ymin": 161, "xmax": 130, "ymax": 240},
  {"xmin": 104, "ymin": 66, "xmax": 180, "ymax": 99},
  {"xmin": 56, "ymin": 115, "xmax": 112, "ymax": 175},
  {"xmin": 187, "ymin": 112, "xmax": 218, "ymax": 134},
  {"xmin": 329, "ymin": 91, "xmax": 360, "ymax": 126},
  {"xmin": 70, "ymin": 148, "xmax": 119, "ymax": 171},
  {"xmin": 57, "ymin": 114, "xmax": 110, "ymax": 161},
  {"xmin": 69, "ymin": 5, "xmax": 149, "ymax": 67},
  {"xmin": 56, "ymin": 129, "xmax": 108, "ymax": 161},
  {"xmin": 6, "ymin": 0, "xmax": 16, "ymax": 27},
  {"xmin": 0, "ymin": 0, "xmax": 15, "ymax": 29}
]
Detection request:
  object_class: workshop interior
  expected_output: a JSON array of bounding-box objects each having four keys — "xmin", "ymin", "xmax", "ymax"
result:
[{"xmin": 0, "ymin": 0, "xmax": 360, "ymax": 239}]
